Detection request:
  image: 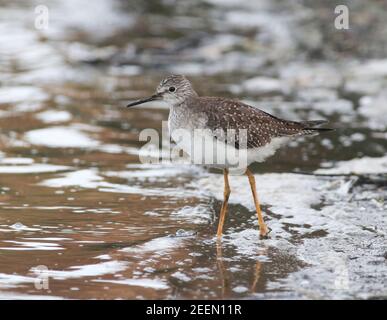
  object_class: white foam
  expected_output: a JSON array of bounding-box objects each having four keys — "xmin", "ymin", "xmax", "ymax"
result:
[
  {"xmin": 0, "ymin": 86, "xmax": 49, "ymax": 104},
  {"xmin": 350, "ymin": 59, "xmax": 387, "ymax": 78},
  {"xmin": 316, "ymin": 156, "xmax": 387, "ymax": 175},
  {"xmin": 194, "ymin": 172, "xmax": 322, "ymax": 212},
  {"xmin": 0, "ymin": 163, "xmax": 70, "ymax": 174},
  {"xmin": 242, "ymin": 76, "xmax": 284, "ymax": 94},
  {"xmin": 358, "ymin": 92, "xmax": 387, "ymax": 130},
  {"xmin": 94, "ymin": 278, "xmax": 169, "ymax": 290},
  {"xmin": 0, "ymin": 291, "xmax": 63, "ymax": 300},
  {"xmin": 232, "ymin": 286, "xmax": 249, "ymax": 293},
  {"xmin": 30, "ymin": 261, "xmax": 128, "ymax": 280},
  {"xmin": 95, "ymin": 254, "xmax": 112, "ymax": 260},
  {"xmin": 171, "ymin": 271, "xmax": 191, "ymax": 282},
  {"xmin": 105, "ymin": 166, "xmax": 194, "ymax": 180},
  {"xmin": 171, "ymin": 205, "xmax": 212, "ymax": 224},
  {"xmin": 9, "ymin": 223, "xmax": 40, "ymax": 231},
  {"xmin": 36, "ymin": 110, "xmax": 72, "ymax": 123},
  {"xmin": 1, "ymin": 240, "xmax": 64, "ymax": 251},
  {"xmin": 196, "ymin": 168, "xmax": 386, "ymax": 298},
  {"xmin": 0, "ymin": 157, "xmax": 34, "ymax": 165},
  {"xmin": 121, "ymin": 236, "xmax": 183, "ymax": 254},
  {"xmin": 22, "ymin": 237, "xmax": 72, "ymax": 241},
  {"xmin": 42, "ymin": 0, "xmax": 133, "ymax": 41},
  {"xmin": 25, "ymin": 126, "xmax": 99, "ymax": 148},
  {"xmin": 0, "ymin": 273, "xmax": 37, "ymax": 289},
  {"xmin": 40, "ymin": 169, "xmax": 103, "ymax": 188}
]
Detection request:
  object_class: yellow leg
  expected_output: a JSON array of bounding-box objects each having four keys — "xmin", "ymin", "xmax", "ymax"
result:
[
  {"xmin": 245, "ymin": 168, "xmax": 269, "ymax": 238},
  {"xmin": 216, "ymin": 169, "xmax": 230, "ymax": 239}
]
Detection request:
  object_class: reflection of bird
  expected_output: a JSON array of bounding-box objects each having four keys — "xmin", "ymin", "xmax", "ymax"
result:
[
  {"xmin": 216, "ymin": 240, "xmax": 263, "ymax": 297},
  {"xmin": 127, "ymin": 75, "xmax": 332, "ymax": 239}
]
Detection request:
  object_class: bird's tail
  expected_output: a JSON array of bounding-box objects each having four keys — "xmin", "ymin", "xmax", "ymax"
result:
[{"xmin": 299, "ymin": 120, "xmax": 334, "ymax": 134}]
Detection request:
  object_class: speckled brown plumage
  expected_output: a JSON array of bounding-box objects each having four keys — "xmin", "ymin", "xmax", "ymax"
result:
[{"xmin": 187, "ymin": 96, "xmax": 330, "ymax": 149}]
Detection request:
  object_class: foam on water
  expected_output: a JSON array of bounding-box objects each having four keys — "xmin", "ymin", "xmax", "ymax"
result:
[
  {"xmin": 0, "ymin": 86, "xmax": 49, "ymax": 104},
  {"xmin": 30, "ymin": 261, "xmax": 128, "ymax": 280},
  {"xmin": 121, "ymin": 236, "xmax": 185, "ymax": 255},
  {"xmin": 194, "ymin": 171, "xmax": 387, "ymax": 298},
  {"xmin": 0, "ymin": 273, "xmax": 38, "ymax": 289},
  {"xmin": 40, "ymin": 167, "xmax": 201, "ymax": 198},
  {"xmin": 316, "ymin": 156, "xmax": 387, "ymax": 175},
  {"xmin": 36, "ymin": 110, "xmax": 72, "ymax": 123},
  {"xmin": 41, "ymin": 0, "xmax": 133, "ymax": 41},
  {"xmin": 40, "ymin": 169, "xmax": 103, "ymax": 188},
  {"xmin": 0, "ymin": 157, "xmax": 34, "ymax": 165},
  {"xmin": 171, "ymin": 205, "xmax": 212, "ymax": 224},
  {"xmin": 94, "ymin": 278, "xmax": 169, "ymax": 290},
  {"xmin": 24, "ymin": 127, "xmax": 100, "ymax": 148},
  {"xmin": 1, "ymin": 240, "xmax": 64, "ymax": 251},
  {"xmin": 0, "ymin": 163, "xmax": 70, "ymax": 174}
]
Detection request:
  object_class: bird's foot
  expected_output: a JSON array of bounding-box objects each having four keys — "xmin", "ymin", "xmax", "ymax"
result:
[{"xmin": 259, "ymin": 225, "xmax": 271, "ymax": 239}]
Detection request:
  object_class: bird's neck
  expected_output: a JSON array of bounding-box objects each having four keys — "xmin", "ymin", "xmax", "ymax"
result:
[
  {"xmin": 168, "ymin": 98, "xmax": 195, "ymax": 131},
  {"xmin": 169, "ymin": 100, "xmax": 190, "ymax": 117},
  {"xmin": 170, "ymin": 95, "xmax": 194, "ymax": 110}
]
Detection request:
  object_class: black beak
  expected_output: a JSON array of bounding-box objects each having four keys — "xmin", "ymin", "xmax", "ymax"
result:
[{"xmin": 126, "ymin": 93, "xmax": 161, "ymax": 108}]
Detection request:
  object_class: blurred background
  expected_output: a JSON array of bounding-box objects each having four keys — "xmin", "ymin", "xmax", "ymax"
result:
[{"xmin": 0, "ymin": 0, "xmax": 386, "ymax": 299}]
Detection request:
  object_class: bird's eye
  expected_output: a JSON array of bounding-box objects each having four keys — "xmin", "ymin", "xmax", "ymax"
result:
[{"xmin": 169, "ymin": 86, "xmax": 176, "ymax": 92}]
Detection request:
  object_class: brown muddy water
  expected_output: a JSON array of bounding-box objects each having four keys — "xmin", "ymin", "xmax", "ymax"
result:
[{"xmin": 0, "ymin": 0, "xmax": 386, "ymax": 299}]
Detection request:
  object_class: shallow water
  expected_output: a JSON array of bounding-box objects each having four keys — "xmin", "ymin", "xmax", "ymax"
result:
[{"xmin": 0, "ymin": 0, "xmax": 386, "ymax": 299}]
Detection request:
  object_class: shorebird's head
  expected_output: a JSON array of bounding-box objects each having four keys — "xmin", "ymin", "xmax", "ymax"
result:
[{"xmin": 127, "ymin": 75, "xmax": 197, "ymax": 108}]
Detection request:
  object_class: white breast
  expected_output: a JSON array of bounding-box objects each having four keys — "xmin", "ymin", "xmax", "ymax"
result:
[
  {"xmin": 168, "ymin": 105, "xmax": 289, "ymax": 172},
  {"xmin": 169, "ymin": 127, "xmax": 288, "ymax": 173}
]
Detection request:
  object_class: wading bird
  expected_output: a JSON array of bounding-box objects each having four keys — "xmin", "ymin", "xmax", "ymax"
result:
[{"xmin": 127, "ymin": 75, "xmax": 332, "ymax": 239}]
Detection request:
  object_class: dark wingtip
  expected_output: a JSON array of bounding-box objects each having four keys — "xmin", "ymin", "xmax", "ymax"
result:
[
  {"xmin": 304, "ymin": 127, "xmax": 335, "ymax": 132},
  {"xmin": 312, "ymin": 127, "xmax": 334, "ymax": 131},
  {"xmin": 300, "ymin": 120, "xmax": 334, "ymax": 132}
]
